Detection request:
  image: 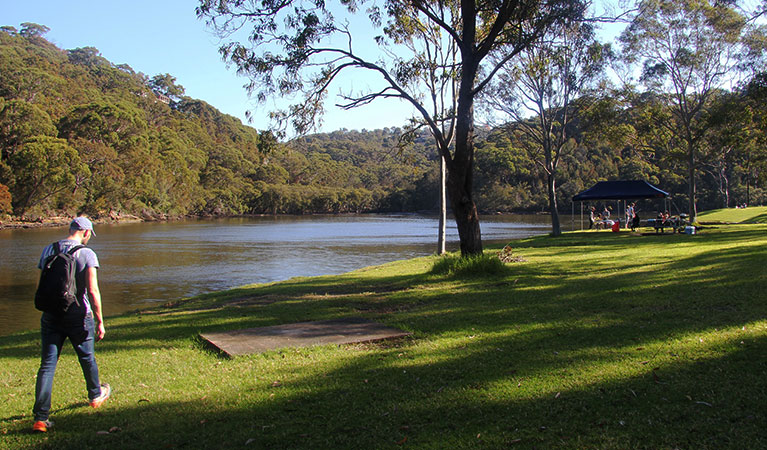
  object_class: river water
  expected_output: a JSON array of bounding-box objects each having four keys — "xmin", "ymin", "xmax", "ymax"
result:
[{"xmin": 0, "ymin": 214, "xmax": 565, "ymax": 336}]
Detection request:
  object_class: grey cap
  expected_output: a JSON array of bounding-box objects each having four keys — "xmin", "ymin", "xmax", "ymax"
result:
[{"xmin": 70, "ymin": 217, "xmax": 96, "ymax": 236}]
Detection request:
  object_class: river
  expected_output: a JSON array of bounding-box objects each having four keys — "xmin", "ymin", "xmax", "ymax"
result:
[{"xmin": 0, "ymin": 214, "xmax": 567, "ymax": 336}]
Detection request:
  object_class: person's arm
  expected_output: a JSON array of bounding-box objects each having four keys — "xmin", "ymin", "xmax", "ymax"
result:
[{"xmin": 85, "ymin": 267, "xmax": 105, "ymax": 341}]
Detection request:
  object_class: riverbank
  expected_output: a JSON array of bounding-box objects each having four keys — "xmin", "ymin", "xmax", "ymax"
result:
[
  {"xmin": 2, "ymin": 224, "xmax": 766, "ymax": 448},
  {"xmin": 0, "ymin": 208, "xmax": 555, "ymax": 232},
  {"xmin": 0, "ymin": 211, "xmax": 254, "ymax": 231},
  {"xmin": 0, "ymin": 213, "xmax": 144, "ymax": 231}
]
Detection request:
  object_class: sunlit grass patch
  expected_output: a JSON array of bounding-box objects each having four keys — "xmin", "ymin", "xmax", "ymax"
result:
[{"xmin": 698, "ymin": 206, "xmax": 767, "ymax": 223}]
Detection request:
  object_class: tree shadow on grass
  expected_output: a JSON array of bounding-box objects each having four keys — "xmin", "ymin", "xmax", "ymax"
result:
[
  {"xmin": 3, "ymin": 330, "xmax": 765, "ymax": 449},
  {"xmin": 743, "ymin": 212, "xmax": 767, "ymax": 224}
]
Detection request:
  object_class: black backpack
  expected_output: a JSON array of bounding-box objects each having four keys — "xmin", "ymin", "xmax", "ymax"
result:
[{"xmin": 34, "ymin": 242, "xmax": 86, "ymax": 315}]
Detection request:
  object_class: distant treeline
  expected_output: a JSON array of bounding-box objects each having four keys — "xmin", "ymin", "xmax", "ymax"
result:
[{"xmin": 1, "ymin": 24, "xmax": 765, "ymax": 220}]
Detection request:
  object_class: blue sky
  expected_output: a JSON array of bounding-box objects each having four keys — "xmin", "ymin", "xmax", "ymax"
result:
[
  {"xmin": 3, "ymin": 1, "xmax": 625, "ymax": 135},
  {"xmin": 2, "ymin": 0, "xmax": 415, "ymax": 134}
]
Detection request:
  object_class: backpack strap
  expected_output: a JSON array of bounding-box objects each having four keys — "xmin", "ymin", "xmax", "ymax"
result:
[
  {"xmin": 67, "ymin": 245, "xmax": 86, "ymax": 255},
  {"xmin": 50, "ymin": 242, "xmax": 86, "ymax": 256}
]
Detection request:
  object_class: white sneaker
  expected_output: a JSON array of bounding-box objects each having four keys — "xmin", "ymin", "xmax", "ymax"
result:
[{"xmin": 90, "ymin": 383, "xmax": 111, "ymax": 408}]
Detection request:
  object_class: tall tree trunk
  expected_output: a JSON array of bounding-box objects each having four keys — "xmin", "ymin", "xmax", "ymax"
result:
[
  {"xmin": 438, "ymin": 153, "xmax": 447, "ymax": 255},
  {"xmin": 746, "ymin": 153, "xmax": 751, "ymax": 206},
  {"xmin": 448, "ymin": 42, "xmax": 482, "ymax": 257},
  {"xmin": 721, "ymin": 164, "xmax": 730, "ymax": 209},
  {"xmin": 448, "ymin": 95, "xmax": 482, "ymax": 255},
  {"xmin": 688, "ymin": 143, "xmax": 697, "ymax": 222},
  {"xmin": 547, "ymin": 173, "xmax": 561, "ymax": 236},
  {"xmin": 447, "ymin": 171, "xmax": 482, "ymax": 256}
]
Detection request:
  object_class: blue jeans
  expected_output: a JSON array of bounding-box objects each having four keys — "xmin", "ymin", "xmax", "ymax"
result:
[{"xmin": 33, "ymin": 312, "xmax": 101, "ymax": 421}]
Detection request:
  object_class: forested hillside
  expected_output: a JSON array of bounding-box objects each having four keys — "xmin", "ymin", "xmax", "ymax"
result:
[
  {"xmin": 0, "ymin": 24, "xmax": 455, "ymax": 219},
  {"xmin": 0, "ymin": 24, "xmax": 263, "ymax": 219},
  {"xmin": 1, "ymin": 23, "xmax": 765, "ymax": 222}
]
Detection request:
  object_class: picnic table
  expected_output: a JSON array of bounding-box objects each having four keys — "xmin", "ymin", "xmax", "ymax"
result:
[{"xmin": 646, "ymin": 214, "xmax": 690, "ymax": 234}]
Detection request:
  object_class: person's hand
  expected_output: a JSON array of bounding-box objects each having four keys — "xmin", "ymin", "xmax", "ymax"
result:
[{"xmin": 95, "ymin": 321, "xmax": 105, "ymax": 341}]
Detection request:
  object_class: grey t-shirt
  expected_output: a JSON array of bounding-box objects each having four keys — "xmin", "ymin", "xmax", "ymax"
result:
[{"xmin": 38, "ymin": 239, "xmax": 100, "ymax": 314}]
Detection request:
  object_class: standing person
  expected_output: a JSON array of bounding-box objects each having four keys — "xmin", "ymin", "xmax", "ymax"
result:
[
  {"xmin": 626, "ymin": 202, "xmax": 635, "ymax": 229},
  {"xmin": 32, "ymin": 217, "xmax": 110, "ymax": 433},
  {"xmin": 589, "ymin": 206, "xmax": 597, "ymax": 229},
  {"xmin": 602, "ymin": 206, "xmax": 611, "ymax": 220},
  {"xmin": 631, "ymin": 209, "xmax": 641, "ymax": 232}
]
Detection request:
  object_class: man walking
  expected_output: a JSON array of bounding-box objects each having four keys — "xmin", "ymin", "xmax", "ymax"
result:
[{"xmin": 32, "ymin": 216, "xmax": 110, "ymax": 433}]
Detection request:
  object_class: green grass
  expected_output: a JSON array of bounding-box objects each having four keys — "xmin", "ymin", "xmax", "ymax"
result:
[
  {"xmin": 2, "ymin": 225, "xmax": 767, "ymax": 449},
  {"xmin": 697, "ymin": 205, "xmax": 767, "ymax": 224}
]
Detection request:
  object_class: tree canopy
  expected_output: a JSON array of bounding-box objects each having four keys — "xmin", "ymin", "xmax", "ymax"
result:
[
  {"xmin": 197, "ymin": 0, "xmax": 589, "ymax": 255},
  {"xmin": 620, "ymin": 0, "xmax": 756, "ymax": 221}
]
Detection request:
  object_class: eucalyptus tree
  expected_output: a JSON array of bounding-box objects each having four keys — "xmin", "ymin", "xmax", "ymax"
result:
[
  {"xmin": 703, "ymin": 88, "xmax": 756, "ymax": 208},
  {"xmin": 197, "ymin": 0, "xmax": 587, "ymax": 256},
  {"xmin": 0, "ymin": 183, "xmax": 11, "ymax": 215},
  {"xmin": 67, "ymin": 47, "xmax": 110, "ymax": 68},
  {"xmin": 620, "ymin": 0, "xmax": 753, "ymax": 222},
  {"xmin": 0, "ymin": 26, "xmax": 18, "ymax": 36},
  {"xmin": 486, "ymin": 21, "xmax": 610, "ymax": 235},
  {"xmin": 19, "ymin": 23, "xmax": 50, "ymax": 39},
  {"xmin": 390, "ymin": 9, "xmax": 461, "ymax": 254},
  {"xmin": 148, "ymin": 74, "xmax": 186, "ymax": 103},
  {"xmin": 737, "ymin": 72, "xmax": 767, "ymax": 205},
  {"xmin": 9, "ymin": 136, "xmax": 89, "ymax": 216},
  {"xmin": 0, "ymin": 99, "xmax": 57, "ymax": 161}
]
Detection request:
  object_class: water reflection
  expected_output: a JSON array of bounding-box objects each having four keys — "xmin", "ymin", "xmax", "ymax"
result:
[{"xmin": 0, "ymin": 214, "xmax": 562, "ymax": 335}]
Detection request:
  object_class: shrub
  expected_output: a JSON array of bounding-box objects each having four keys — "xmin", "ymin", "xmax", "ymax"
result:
[{"xmin": 430, "ymin": 252, "xmax": 513, "ymax": 278}]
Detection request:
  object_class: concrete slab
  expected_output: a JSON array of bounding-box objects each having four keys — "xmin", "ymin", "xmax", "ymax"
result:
[{"xmin": 200, "ymin": 317, "xmax": 411, "ymax": 357}]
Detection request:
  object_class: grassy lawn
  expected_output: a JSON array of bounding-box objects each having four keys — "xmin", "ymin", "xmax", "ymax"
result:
[
  {"xmin": 697, "ymin": 206, "xmax": 767, "ymax": 224},
  {"xmin": 2, "ymin": 224, "xmax": 766, "ymax": 449}
]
